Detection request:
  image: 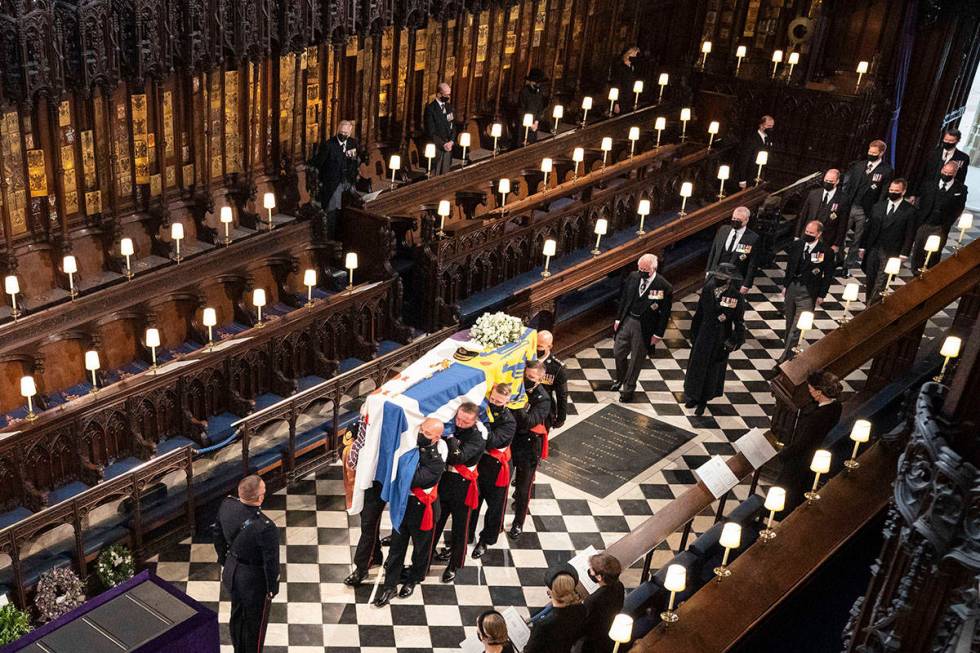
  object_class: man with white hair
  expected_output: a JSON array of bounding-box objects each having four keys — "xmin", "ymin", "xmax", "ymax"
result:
[
  {"xmin": 424, "ymin": 83, "xmax": 456, "ymax": 175},
  {"xmin": 611, "ymin": 254, "xmax": 673, "ymax": 402},
  {"xmin": 536, "ymin": 330, "xmax": 568, "ymax": 429},
  {"xmin": 311, "ymin": 119, "xmax": 362, "ymax": 236},
  {"xmin": 705, "ymin": 206, "xmax": 759, "ymax": 294}
]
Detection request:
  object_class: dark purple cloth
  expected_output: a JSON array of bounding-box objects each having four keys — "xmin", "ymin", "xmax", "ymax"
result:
[{"xmin": 7, "ymin": 570, "xmax": 219, "ymax": 652}]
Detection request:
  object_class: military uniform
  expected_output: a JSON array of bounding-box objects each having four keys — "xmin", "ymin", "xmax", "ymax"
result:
[
  {"xmin": 511, "ymin": 382, "xmax": 552, "ymax": 535},
  {"xmin": 468, "ymin": 403, "xmax": 517, "ymax": 549},
  {"xmin": 212, "ymin": 496, "xmax": 280, "ymax": 653},
  {"xmin": 348, "ymin": 481, "xmax": 385, "ymax": 579},
  {"xmin": 539, "ymin": 355, "xmax": 569, "ymax": 428},
  {"xmin": 432, "ymin": 419, "xmax": 489, "ymax": 574}
]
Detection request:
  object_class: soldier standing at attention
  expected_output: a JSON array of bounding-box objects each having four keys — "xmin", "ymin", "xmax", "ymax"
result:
[
  {"xmin": 536, "ymin": 330, "xmax": 569, "ymax": 429},
  {"xmin": 212, "ymin": 475, "xmax": 280, "ymax": 653}
]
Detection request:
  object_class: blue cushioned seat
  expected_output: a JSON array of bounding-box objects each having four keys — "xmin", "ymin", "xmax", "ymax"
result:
[
  {"xmin": 46, "ymin": 382, "xmax": 94, "ymax": 409},
  {"xmin": 338, "ymin": 357, "xmax": 364, "ymax": 373},
  {"xmin": 254, "ymin": 392, "xmax": 283, "ymax": 411},
  {"xmin": 248, "ymin": 446, "xmax": 283, "ymax": 473},
  {"xmin": 265, "ymin": 302, "xmax": 291, "ymax": 318},
  {"xmin": 376, "ymin": 340, "xmax": 402, "ymax": 357},
  {"xmin": 156, "ymin": 436, "xmax": 195, "ymax": 455},
  {"xmin": 206, "ymin": 411, "xmax": 239, "ymax": 444},
  {"xmin": 554, "ymin": 276, "xmax": 620, "ymax": 324},
  {"xmin": 0, "ymin": 506, "xmax": 32, "ymax": 529},
  {"xmin": 547, "ymin": 196, "xmax": 577, "ymax": 211},
  {"xmin": 0, "ymin": 551, "xmax": 72, "ymax": 589},
  {"xmin": 104, "ymin": 456, "xmax": 143, "ymax": 480},
  {"xmin": 47, "ymin": 481, "xmax": 90, "ymax": 506},
  {"xmin": 297, "ymin": 375, "xmax": 326, "ymax": 391},
  {"xmin": 217, "ymin": 321, "xmax": 249, "ymax": 337}
]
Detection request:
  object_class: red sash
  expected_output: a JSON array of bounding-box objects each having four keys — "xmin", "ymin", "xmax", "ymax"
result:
[
  {"xmin": 453, "ymin": 464, "xmax": 480, "ymax": 509},
  {"xmin": 410, "ymin": 486, "xmax": 439, "ymax": 530},
  {"xmin": 487, "ymin": 447, "xmax": 512, "ymax": 486},
  {"xmin": 531, "ymin": 423, "xmax": 550, "ymax": 459}
]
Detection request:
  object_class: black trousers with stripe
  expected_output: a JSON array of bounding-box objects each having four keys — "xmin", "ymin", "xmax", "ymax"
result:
[
  {"xmin": 432, "ymin": 472, "xmax": 476, "ymax": 569},
  {"xmin": 468, "ymin": 456, "xmax": 509, "ymax": 546},
  {"xmin": 383, "ymin": 495, "xmax": 441, "ymax": 588}
]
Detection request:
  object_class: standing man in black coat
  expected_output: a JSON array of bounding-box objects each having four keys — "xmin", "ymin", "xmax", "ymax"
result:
[
  {"xmin": 424, "ymin": 82, "xmax": 456, "ymax": 175},
  {"xmin": 842, "ymin": 139, "xmax": 893, "ymax": 272},
  {"xmin": 311, "ymin": 120, "xmax": 363, "ymax": 236},
  {"xmin": 912, "ymin": 127, "xmax": 970, "ymax": 195},
  {"xmin": 683, "ymin": 263, "xmax": 746, "ymax": 415},
  {"xmin": 510, "ymin": 361, "xmax": 552, "ymax": 541},
  {"xmin": 859, "ymin": 178, "xmax": 917, "ymax": 305},
  {"xmin": 706, "ymin": 206, "xmax": 760, "ymax": 293},
  {"xmin": 581, "ymin": 553, "xmax": 626, "ymax": 653},
  {"xmin": 517, "ymin": 68, "xmax": 549, "ymax": 145},
  {"xmin": 908, "ymin": 161, "xmax": 968, "ymax": 273},
  {"xmin": 373, "ymin": 418, "xmax": 447, "ymax": 607},
  {"xmin": 610, "ymin": 46, "xmax": 641, "ymax": 114},
  {"xmin": 536, "ymin": 330, "xmax": 568, "ymax": 429},
  {"xmin": 778, "ymin": 221, "xmax": 836, "ymax": 363},
  {"xmin": 469, "ymin": 383, "xmax": 517, "ymax": 559},
  {"xmin": 432, "ymin": 402, "xmax": 489, "ymax": 582},
  {"xmin": 796, "ymin": 169, "xmax": 849, "ymax": 257},
  {"xmin": 736, "ymin": 115, "xmax": 774, "ymax": 188},
  {"xmin": 212, "ymin": 475, "xmax": 280, "ymax": 653},
  {"xmin": 612, "ymin": 254, "xmax": 673, "ymax": 402}
]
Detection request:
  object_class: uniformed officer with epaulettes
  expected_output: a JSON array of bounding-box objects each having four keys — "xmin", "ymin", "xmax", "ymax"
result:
[
  {"xmin": 510, "ymin": 360, "xmax": 552, "ymax": 541},
  {"xmin": 373, "ymin": 418, "xmax": 447, "ymax": 607},
  {"xmin": 468, "ymin": 383, "xmax": 517, "ymax": 559},
  {"xmin": 536, "ymin": 330, "xmax": 569, "ymax": 429},
  {"xmin": 212, "ymin": 475, "xmax": 280, "ymax": 653}
]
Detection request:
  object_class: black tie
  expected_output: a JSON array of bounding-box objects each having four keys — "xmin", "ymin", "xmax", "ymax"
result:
[{"xmin": 887, "ymin": 203, "xmax": 895, "ymax": 216}]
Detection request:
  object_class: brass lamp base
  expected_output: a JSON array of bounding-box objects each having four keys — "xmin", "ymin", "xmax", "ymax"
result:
[
  {"xmin": 660, "ymin": 610, "xmax": 679, "ymax": 624},
  {"xmin": 254, "ymin": 321, "xmax": 265, "ymax": 329},
  {"xmin": 540, "ymin": 270, "xmax": 551, "ymax": 278},
  {"xmin": 26, "ymin": 411, "xmax": 37, "ymax": 422},
  {"xmin": 759, "ymin": 528, "xmax": 777, "ymax": 543},
  {"xmin": 591, "ymin": 248, "xmax": 601, "ymax": 256},
  {"xmin": 713, "ymin": 566, "xmax": 731, "ymax": 582},
  {"xmin": 843, "ymin": 459, "xmax": 860, "ymax": 471},
  {"xmin": 804, "ymin": 490, "xmax": 821, "ymax": 503}
]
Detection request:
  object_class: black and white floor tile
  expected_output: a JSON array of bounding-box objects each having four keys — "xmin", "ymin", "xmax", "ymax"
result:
[{"xmin": 149, "ymin": 238, "xmax": 969, "ymax": 652}]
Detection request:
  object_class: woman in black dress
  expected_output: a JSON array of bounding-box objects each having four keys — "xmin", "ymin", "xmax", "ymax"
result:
[
  {"xmin": 476, "ymin": 610, "xmax": 516, "ymax": 653},
  {"xmin": 683, "ymin": 263, "xmax": 747, "ymax": 415},
  {"xmin": 524, "ymin": 572, "xmax": 587, "ymax": 653},
  {"xmin": 776, "ymin": 369, "xmax": 844, "ymax": 512}
]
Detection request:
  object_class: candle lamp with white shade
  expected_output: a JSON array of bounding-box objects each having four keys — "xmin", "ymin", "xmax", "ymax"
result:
[
  {"xmin": 935, "ymin": 335, "xmax": 962, "ymax": 383},
  {"xmin": 202, "ymin": 307, "xmax": 217, "ymax": 349},
  {"xmin": 498, "ymin": 179, "xmax": 511, "ymax": 209},
  {"xmin": 608, "ymin": 614, "xmax": 633, "ymax": 653},
  {"xmin": 759, "ymin": 486, "xmax": 786, "ymax": 542},
  {"xmin": 771, "ymin": 50, "xmax": 783, "ymax": 79},
  {"xmin": 145, "ymin": 328, "xmax": 160, "ymax": 372},
  {"xmin": 252, "ymin": 289, "xmax": 266, "ymax": 328},
  {"xmin": 63, "ymin": 255, "xmax": 79, "ymax": 299},
  {"xmin": 490, "ymin": 123, "xmax": 503, "ymax": 156},
  {"xmin": 657, "ymin": 73, "xmax": 668, "ymax": 102},
  {"xmin": 717, "ymin": 164, "xmax": 730, "ymax": 199},
  {"xmin": 572, "ymin": 147, "xmax": 584, "ymax": 179},
  {"xmin": 522, "ymin": 113, "xmax": 534, "ymax": 146},
  {"xmin": 580, "ymin": 97, "xmax": 592, "ymax": 128},
  {"xmin": 707, "ymin": 121, "xmax": 720, "ymax": 148},
  {"xmin": 388, "ymin": 154, "xmax": 401, "ymax": 189},
  {"xmin": 263, "ymin": 192, "xmax": 275, "ymax": 230},
  {"xmin": 120, "ymin": 237, "xmax": 135, "ymax": 278},
  {"xmin": 840, "ymin": 281, "xmax": 860, "ymax": 323},
  {"xmin": 21, "ymin": 375, "xmax": 37, "ymax": 421},
  {"xmin": 632, "ymin": 80, "xmax": 644, "ymax": 108},
  {"xmin": 171, "ymin": 222, "xmax": 184, "ymax": 263},
  {"xmin": 844, "ymin": 419, "xmax": 872, "ymax": 471},
  {"xmin": 85, "ymin": 350, "xmax": 100, "ymax": 393},
  {"xmin": 919, "ymin": 234, "xmax": 942, "ymax": 273},
  {"xmin": 5, "ymin": 275, "xmax": 20, "ymax": 320},
  {"xmin": 855, "ymin": 61, "xmax": 869, "ymax": 93},
  {"xmin": 654, "ymin": 116, "xmax": 666, "ymax": 147},
  {"xmin": 699, "ymin": 41, "xmax": 712, "ymax": 68},
  {"xmin": 541, "ymin": 239, "xmax": 557, "ymax": 277},
  {"xmin": 883, "ymin": 256, "xmax": 902, "ymax": 296},
  {"xmin": 735, "ymin": 45, "xmax": 747, "ymax": 75},
  {"xmin": 303, "ymin": 269, "xmax": 317, "ymax": 308},
  {"xmin": 628, "ymin": 127, "xmax": 640, "ymax": 158},
  {"xmin": 607, "ymin": 87, "xmax": 619, "ymax": 114},
  {"xmin": 679, "ymin": 182, "xmax": 693, "ymax": 216},
  {"xmin": 679, "ymin": 108, "xmax": 691, "ymax": 141},
  {"xmin": 792, "ymin": 310, "xmax": 815, "ymax": 354},
  {"xmin": 755, "ymin": 150, "xmax": 768, "ymax": 185},
  {"xmin": 713, "ymin": 522, "xmax": 741, "ymax": 581},
  {"xmin": 345, "ymin": 252, "xmax": 358, "ymax": 290},
  {"xmin": 955, "ymin": 213, "xmax": 972, "ymax": 250},
  {"xmin": 219, "ymin": 207, "xmax": 234, "ymax": 245},
  {"xmin": 660, "ymin": 564, "xmax": 686, "ymax": 625},
  {"xmin": 805, "ymin": 449, "xmax": 832, "ymax": 503},
  {"xmin": 787, "ymin": 51, "xmax": 800, "ymax": 78},
  {"xmin": 600, "ymin": 137, "xmax": 613, "ymax": 169},
  {"xmin": 437, "ymin": 200, "xmax": 452, "ymax": 237},
  {"xmin": 552, "ymin": 105, "xmax": 564, "ymax": 136},
  {"xmin": 458, "ymin": 132, "xmax": 471, "ymax": 165},
  {"xmin": 424, "ymin": 143, "xmax": 436, "ymax": 176},
  {"xmin": 637, "ymin": 199, "xmax": 651, "ymax": 235},
  {"xmin": 541, "ymin": 158, "xmax": 553, "ymax": 188},
  {"xmin": 592, "ymin": 219, "xmax": 608, "ymax": 256}
]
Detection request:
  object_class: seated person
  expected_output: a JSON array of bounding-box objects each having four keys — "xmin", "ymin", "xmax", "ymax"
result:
[
  {"xmin": 525, "ymin": 571, "xmax": 587, "ymax": 653},
  {"xmin": 581, "ymin": 553, "xmax": 626, "ymax": 653},
  {"xmin": 476, "ymin": 610, "xmax": 516, "ymax": 653}
]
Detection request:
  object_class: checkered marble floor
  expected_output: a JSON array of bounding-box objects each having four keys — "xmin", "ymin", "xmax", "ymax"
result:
[{"xmin": 149, "ymin": 236, "xmax": 969, "ymax": 652}]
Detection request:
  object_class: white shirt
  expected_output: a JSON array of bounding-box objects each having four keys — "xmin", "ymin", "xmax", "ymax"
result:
[
  {"xmin": 725, "ymin": 226, "xmax": 746, "ymax": 252},
  {"xmin": 942, "ymin": 147, "xmax": 955, "ymax": 163},
  {"xmin": 940, "ymin": 179, "xmax": 953, "ymax": 192},
  {"xmin": 639, "ymin": 272, "xmax": 657, "ymax": 295},
  {"xmin": 822, "ymin": 187, "xmax": 837, "ymax": 204},
  {"xmin": 866, "ymin": 159, "xmax": 881, "ymax": 174},
  {"xmin": 886, "ymin": 199, "xmax": 901, "ymax": 214},
  {"xmin": 758, "ymin": 130, "xmax": 769, "ymax": 142}
]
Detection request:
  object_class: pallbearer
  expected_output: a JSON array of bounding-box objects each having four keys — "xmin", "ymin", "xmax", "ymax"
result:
[
  {"xmin": 510, "ymin": 361, "xmax": 552, "ymax": 541},
  {"xmin": 469, "ymin": 383, "xmax": 517, "ymax": 559},
  {"xmin": 536, "ymin": 330, "xmax": 569, "ymax": 429}
]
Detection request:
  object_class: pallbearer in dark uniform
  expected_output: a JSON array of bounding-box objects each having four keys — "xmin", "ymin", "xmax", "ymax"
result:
[
  {"xmin": 683, "ymin": 263, "xmax": 746, "ymax": 415},
  {"xmin": 374, "ymin": 418, "xmax": 447, "ymax": 607},
  {"xmin": 344, "ymin": 411, "xmax": 386, "ymax": 587},
  {"xmin": 212, "ymin": 475, "xmax": 280, "ymax": 653},
  {"xmin": 469, "ymin": 383, "xmax": 517, "ymax": 559},
  {"xmin": 612, "ymin": 254, "xmax": 673, "ymax": 402},
  {"xmin": 778, "ymin": 221, "xmax": 835, "ymax": 363},
  {"xmin": 536, "ymin": 330, "xmax": 568, "ymax": 429},
  {"xmin": 705, "ymin": 206, "xmax": 760, "ymax": 293},
  {"xmin": 432, "ymin": 402, "xmax": 488, "ymax": 582},
  {"xmin": 510, "ymin": 361, "xmax": 552, "ymax": 541},
  {"xmin": 796, "ymin": 169, "xmax": 849, "ymax": 258},
  {"xmin": 908, "ymin": 161, "xmax": 967, "ymax": 273}
]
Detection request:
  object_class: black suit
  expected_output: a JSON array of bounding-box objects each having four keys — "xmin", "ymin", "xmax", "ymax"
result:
[
  {"xmin": 860, "ymin": 198, "xmax": 916, "ymax": 304},
  {"xmin": 775, "ymin": 399, "xmax": 842, "ymax": 512},
  {"xmin": 780, "ymin": 239, "xmax": 835, "ymax": 360},
  {"xmin": 423, "ymin": 99, "xmax": 456, "ymax": 175},
  {"xmin": 581, "ymin": 581, "xmax": 626, "ymax": 653},
  {"xmin": 706, "ymin": 225, "xmax": 760, "ymax": 289},
  {"xmin": 540, "ymin": 355, "xmax": 569, "ymax": 428},
  {"xmin": 311, "ymin": 135, "xmax": 362, "ymax": 236},
  {"xmin": 610, "ymin": 61, "xmax": 639, "ymax": 112},
  {"xmin": 613, "ymin": 271, "xmax": 673, "ymax": 394},
  {"xmin": 797, "ymin": 186, "xmax": 849, "ymax": 252},
  {"xmin": 842, "ymin": 158, "xmax": 893, "ymax": 268},
  {"xmin": 736, "ymin": 130, "xmax": 772, "ymax": 186},
  {"xmin": 517, "ymin": 83, "xmax": 548, "ymax": 143},
  {"xmin": 909, "ymin": 178, "xmax": 968, "ymax": 272},
  {"xmin": 914, "ymin": 146, "xmax": 970, "ymax": 194}
]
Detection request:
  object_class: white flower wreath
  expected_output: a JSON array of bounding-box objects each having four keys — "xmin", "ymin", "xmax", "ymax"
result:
[{"xmin": 469, "ymin": 312, "xmax": 526, "ymax": 350}]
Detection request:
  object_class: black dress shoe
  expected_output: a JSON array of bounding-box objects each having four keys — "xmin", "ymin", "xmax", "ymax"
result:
[
  {"xmin": 399, "ymin": 565, "xmax": 412, "ymax": 584},
  {"xmin": 684, "ymin": 400, "xmax": 698, "ymax": 409},
  {"xmin": 441, "ymin": 567, "xmax": 457, "ymax": 583},
  {"xmin": 619, "ymin": 391, "xmax": 634, "ymax": 402},
  {"xmin": 471, "ymin": 542, "xmax": 488, "ymax": 559},
  {"xmin": 508, "ymin": 525, "xmax": 522, "ymax": 540},
  {"xmin": 343, "ymin": 568, "xmax": 368, "ymax": 587},
  {"xmin": 695, "ymin": 403, "xmax": 707, "ymax": 416},
  {"xmin": 398, "ymin": 582, "xmax": 417, "ymax": 598},
  {"xmin": 610, "ymin": 381, "xmax": 622, "ymax": 392},
  {"xmin": 380, "ymin": 535, "xmax": 392, "ymax": 547},
  {"xmin": 434, "ymin": 547, "xmax": 453, "ymax": 562},
  {"xmin": 373, "ymin": 587, "xmax": 398, "ymax": 608}
]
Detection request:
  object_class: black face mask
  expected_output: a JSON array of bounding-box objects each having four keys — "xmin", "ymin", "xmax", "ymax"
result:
[
  {"xmin": 823, "ymin": 181, "xmax": 836, "ymax": 191},
  {"xmin": 803, "ymin": 234, "xmax": 817, "ymax": 243},
  {"xmin": 337, "ymin": 134, "xmax": 348, "ymax": 142},
  {"xmin": 942, "ymin": 142, "xmax": 956, "ymax": 151},
  {"xmin": 488, "ymin": 403, "xmax": 505, "ymax": 416},
  {"xmin": 525, "ymin": 379, "xmax": 537, "ymax": 391},
  {"xmin": 536, "ymin": 349, "xmax": 547, "ymax": 358},
  {"xmin": 417, "ymin": 434, "xmax": 430, "ymax": 448},
  {"xmin": 439, "ymin": 95, "xmax": 450, "ymax": 103},
  {"xmin": 762, "ymin": 127, "xmax": 771, "ymax": 135},
  {"xmin": 888, "ymin": 192, "xmax": 903, "ymax": 202},
  {"xmin": 867, "ymin": 153, "xmax": 879, "ymax": 162},
  {"xmin": 639, "ymin": 270, "xmax": 651, "ymax": 279},
  {"xmin": 731, "ymin": 219, "xmax": 744, "ymax": 229},
  {"xmin": 940, "ymin": 173, "xmax": 953, "ymax": 183},
  {"xmin": 587, "ymin": 569, "xmax": 600, "ymax": 584}
]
